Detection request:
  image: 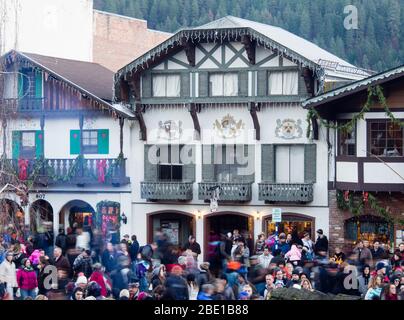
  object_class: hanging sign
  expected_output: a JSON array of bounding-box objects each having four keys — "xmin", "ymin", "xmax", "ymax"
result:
[{"xmin": 272, "ymin": 208, "xmax": 282, "ymax": 223}]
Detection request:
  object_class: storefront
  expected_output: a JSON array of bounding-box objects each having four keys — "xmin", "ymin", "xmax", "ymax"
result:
[
  {"xmin": 95, "ymin": 201, "xmax": 121, "ymax": 240},
  {"xmin": 263, "ymin": 213, "xmax": 315, "ymax": 239},
  {"xmin": 344, "ymin": 215, "xmax": 394, "ymax": 247},
  {"xmin": 147, "ymin": 211, "xmax": 195, "ymax": 249}
]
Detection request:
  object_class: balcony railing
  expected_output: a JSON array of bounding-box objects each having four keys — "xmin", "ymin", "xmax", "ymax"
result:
[
  {"xmin": 259, "ymin": 183, "xmax": 313, "ymax": 203},
  {"xmin": 2, "ymin": 158, "xmax": 129, "ymax": 186},
  {"xmin": 199, "ymin": 182, "xmax": 253, "ymax": 202},
  {"xmin": 141, "ymin": 181, "xmax": 194, "ymax": 201},
  {"xmin": 18, "ymin": 97, "xmax": 45, "ymax": 112}
]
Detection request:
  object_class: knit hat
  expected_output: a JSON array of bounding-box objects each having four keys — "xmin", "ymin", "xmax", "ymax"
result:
[
  {"xmin": 119, "ymin": 289, "xmax": 130, "ymax": 299},
  {"xmin": 292, "ymin": 269, "xmax": 300, "ymax": 276},
  {"xmin": 376, "ymin": 262, "xmax": 386, "ymax": 271},
  {"xmin": 316, "ymin": 229, "xmax": 323, "ymax": 235},
  {"xmin": 199, "ymin": 262, "xmax": 210, "ymax": 271},
  {"xmin": 75, "ymin": 275, "xmax": 88, "ymax": 285},
  {"xmin": 6, "ymin": 251, "xmax": 13, "ymax": 257}
]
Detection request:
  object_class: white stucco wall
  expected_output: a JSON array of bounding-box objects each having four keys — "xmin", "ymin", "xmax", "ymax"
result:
[
  {"xmin": 336, "ymin": 162, "xmax": 358, "ymax": 183},
  {"xmin": 0, "ymin": 0, "xmax": 93, "ymax": 61},
  {"xmin": 364, "ymin": 163, "xmax": 404, "ymax": 184}
]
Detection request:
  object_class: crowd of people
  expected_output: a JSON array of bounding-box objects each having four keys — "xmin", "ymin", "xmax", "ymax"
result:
[{"xmin": 0, "ymin": 224, "xmax": 404, "ymax": 301}]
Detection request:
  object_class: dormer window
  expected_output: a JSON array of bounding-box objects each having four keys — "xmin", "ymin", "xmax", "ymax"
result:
[{"xmin": 152, "ymin": 74, "xmax": 181, "ymax": 97}]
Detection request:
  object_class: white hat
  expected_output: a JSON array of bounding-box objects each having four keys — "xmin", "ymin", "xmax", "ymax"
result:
[{"xmin": 75, "ymin": 275, "xmax": 88, "ymax": 285}]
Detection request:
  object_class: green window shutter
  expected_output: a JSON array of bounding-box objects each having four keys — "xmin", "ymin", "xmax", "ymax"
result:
[
  {"xmin": 304, "ymin": 144, "xmax": 317, "ymax": 183},
  {"xmin": 182, "ymin": 145, "xmax": 195, "ymax": 182},
  {"xmin": 18, "ymin": 72, "xmax": 25, "ymax": 99},
  {"xmin": 202, "ymin": 145, "xmax": 215, "ymax": 181},
  {"xmin": 98, "ymin": 130, "xmax": 109, "ymax": 154},
  {"xmin": 35, "ymin": 130, "xmax": 44, "ymax": 158},
  {"xmin": 261, "ymin": 144, "xmax": 275, "ymax": 183},
  {"xmin": 181, "ymin": 73, "xmax": 190, "ymax": 98},
  {"xmin": 142, "ymin": 72, "xmax": 152, "ymax": 98},
  {"xmin": 12, "ymin": 131, "xmax": 21, "ymax": 159},
  {"xmin": 144, "ymin": 145, "xmax": 158, "ymax": 181},
  {"xmin": 257, "ymin": 70, "xmax": 268, "ymax": 97},
  {"xmin": 238, "ymin": 71, "xmax": 248, "ymax": 97},
  {"xmin": 198, "ymin": 72, "xmax": 209, "ymax": 97},
  {"xmin": 70, "ymin": 130, "xmax": 81, "ymax": 155},
  {"xmin": 35, "ymin": 71, "xmax": 43, "ymax": 98}
]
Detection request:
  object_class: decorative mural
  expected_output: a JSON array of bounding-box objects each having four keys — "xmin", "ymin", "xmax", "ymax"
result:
[
  {"xmin": 158, "ymin": 120, "xmax": 183, "ymax": 140},
  {"xmin": 275, "ymin": 119, "xmax": 303, "ymax": 140},
  {"xmin": 214, "ymin": 114, "xmax": 245, "ymax": 139}
]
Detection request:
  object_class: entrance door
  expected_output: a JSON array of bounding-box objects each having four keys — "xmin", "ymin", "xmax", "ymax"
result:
[{"xmin": 264, "ymin": 214, "xmax": 314, "ymax": 240}]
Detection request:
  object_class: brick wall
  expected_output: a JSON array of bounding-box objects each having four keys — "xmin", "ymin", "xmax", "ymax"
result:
[
  {"xmin": 93, "ymin": 11, "xmax": 171, "ymax": 72},
  {"xmin": 329, "ymin": 190, "xmax": 404, "ymax": 254}
]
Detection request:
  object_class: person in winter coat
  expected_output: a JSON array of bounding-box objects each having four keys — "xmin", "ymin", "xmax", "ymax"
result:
[
  {"xmin": 71, "ymin": 286, "xmax": 84, "ymax": 300},
  {"xmin": 184, "ymin": 236, "xmax": 202, "ymax": 258},
  {"xmin": 86, "ymin": 281, "xmax": 105, "ymax": 300},
  {"xmin": 0, "ymin": 252, "xmax": 18, "ymax": 300},
  {"xmin": 314, "ymin": 229, "xmax": 329, "ymax": 257},
  {"xmin": 357, "ymin": 264, "xmax": 371, "ymax": 298},
  {"xmin": 354, "ymin": 241, "xmax": 373, "ymax": 267},
  {"xmin": 89, "ymin": 263, "xmax": 110, "ymax": 297},
  {"xmin": 364, "ymin": 275, "xmax": 383, "ymax": 300},
  {"xmin": 101, "ymin": 242, "xmax": 117, "ymax": 273},
  {"xmin": 381, "ymin": 283, "xmax": 398, "ymax": 300},
  {"xmin": 285, "ymin": 245, "xmax": 302, "ymax": 266},
  {"xmin": 151, "ymin": 265, "xmax": 166, "ymax": 289},
  {"xmin": 129, "ymin": 236, "xmax": 140, "ymax": 262},
  {"xmin": 52, "ymin": 247, "xmax": 71, "ymax": 287},
  {"xmin": 301, "ymin": 233, "xmax": 314, "ymax": 255},
  {"xmin": 257, "ymin": 247, "xmax": 273, "ymax": 269},
  {"xmin": 55, "ymin": 229, "xmax": 68, "ymax": 256},
  {"xmin": 165, "ymin": 265, "xmax": 189, "ymax": 300},
  {"xmin": 197, "ymin": 283, "xmax": 214, "ymax": 300},
  {"xmin": 17, "ymin": 258, "xmax": 38, "ymax": 299},
  {"xmin": 73, "ymin": 249, "xmax": 93, "ymax": 279}
]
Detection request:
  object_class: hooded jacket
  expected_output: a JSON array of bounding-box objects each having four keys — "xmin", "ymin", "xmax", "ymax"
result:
[
  {"xmin": 17, "ymin": 266, "xmax": 37, "ymax": 290},
  {"xmin": 0, "ymin": 260, "xmax": 18, "ymax": 287}
]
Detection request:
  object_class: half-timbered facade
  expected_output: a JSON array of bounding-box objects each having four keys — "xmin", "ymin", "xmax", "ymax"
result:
[
  {"xmin": 0, "ymin": 50, "xmax": 134, "ymax": 240},
  {"xmin": 303, "ymin": 65, "xmax": 404, "ymax": 252},
  {"xmin": 114, "ymin": 16, "xmax": 369, "ymax": 258}
]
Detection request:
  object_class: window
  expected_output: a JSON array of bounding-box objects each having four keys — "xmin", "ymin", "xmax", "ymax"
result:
[
  {"xmin": 213, "ymin": 145, "xmax": 252, "ymax": 182},
  {"xmin": 20, "ymin": 131, "xmax": 36, "ymax": 158},
  {"xmin": 338, "ymin": 121, "xmax": 356, "ymax": 156},
  {"xmin": 269, "ymin": 71, "xmax": 298, "ymax": 95},
  {"xmin": 152, "ymin": 74, "xmax": 181, "ymax": 97},
  {"xmin": 157, "ymin": 145, "xmax": 183, "ymax": 181},
  {"xmin": 275, "ymin": 145, "xmax": 304, "ymax": 183},
  {"xmin": 82, "ymin": 130, "xmax": 98, "ymax": 154},
  {"xmin": 209, "ymin": 73, "xmax": 238, "ymax": 96},
  {"xmin": 369, "ymin": 120, "xmax": 403, "ymax": 157}
]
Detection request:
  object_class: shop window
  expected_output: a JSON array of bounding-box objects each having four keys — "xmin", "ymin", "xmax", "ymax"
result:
[
  {"xmin": 338, "ymin": 121, "xmax": 356, "ymax": 156},
  {"xmin": 152, "ymin": 74, "xmax": 181, "ymax": 97},
  {"xmin": 344, "ymin": 215, "xmax": 393, "ymax": 244},
  {"xmin": 209, "ymin": 73, "xmax": 238, "ymax": 97},
  {"xmin": 369, "ymin": 120, "xmax": 404, "ymax": 157}
]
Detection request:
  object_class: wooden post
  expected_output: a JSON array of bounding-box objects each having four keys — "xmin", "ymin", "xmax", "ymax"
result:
[{"xmin": 119, "ymin": 117, "xmax": 124, "ymax": 158}]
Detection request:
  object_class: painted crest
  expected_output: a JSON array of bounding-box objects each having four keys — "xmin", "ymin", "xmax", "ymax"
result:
[
  {"xmin": 275, "ymin": 119, "xmax": 303, "ymax": 140},
  {"xmin": 214, "ymin": 114, "xmax": 245, "ymax": 139},
  {"xmin": 158, "ymin": 120, "xmax": 183, "ymax": 140}
]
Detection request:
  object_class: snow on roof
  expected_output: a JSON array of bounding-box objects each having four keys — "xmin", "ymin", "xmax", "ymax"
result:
[{"xmin": 302, "ymin": 64, "xmax": 404, "ymax": 108}]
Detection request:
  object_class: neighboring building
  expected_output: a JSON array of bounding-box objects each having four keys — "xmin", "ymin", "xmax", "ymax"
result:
[
  {"xmin": 303, "ymin": 65, "xmax": 404, "ymax": 252},
  {"xmin": 0, "ymin": 0, "xmax": 171, "ymax": 71},
  {"xmin": 93, "ymin": 10, "xmax": 171, "ymax": 72},
  {"xmin": 0, "ymin": 50, "xmax": 134, "ymax": 240},
  {"xmin": 114, "ymin": 16, "xmax": 369, "ymax": 259}
]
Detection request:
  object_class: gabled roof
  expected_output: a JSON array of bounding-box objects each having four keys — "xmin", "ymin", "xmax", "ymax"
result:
[
  {"xmin": 2, "ymin": 51, "xmax": 135, "ymax": 118},
  {"xmin": 302, "ymin": 64, "xmax": 404, "ymax": 108},
  {"xmin": 116, "ymin": 16, "xmax": 371, "ymax": 81}
]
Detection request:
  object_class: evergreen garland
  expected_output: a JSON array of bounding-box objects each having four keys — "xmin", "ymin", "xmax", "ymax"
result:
[{"xmin": 306, "ymin": 85, "xmax": 402, "ymax": 138}]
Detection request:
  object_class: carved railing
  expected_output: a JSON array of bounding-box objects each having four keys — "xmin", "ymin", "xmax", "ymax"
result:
[
  {"xmin": 141, "ymin": 181, "xmax": 194, "ymax": 201},
  {"xmin": 3, "ymin": 158, "xmax": 129, "ymax": 186},
  {"xmin": 259, "ymin": 183, "xmax": 313, "ymax": 203},
  {"xmin": 18, "ymin": 98, "xmax": 45, "ymax": 112},
  {"xmin": 198, "ymin": 182, "xmax": 252, "ymax": 202}
]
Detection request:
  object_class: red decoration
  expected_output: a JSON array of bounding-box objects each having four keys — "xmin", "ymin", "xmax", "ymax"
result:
[
  {"xmin": 18, "ymin": 159, "xmax": 29, "ymax": 181},
  {"xmin": 38, "ymin": 134, "xmax": 43, "ymax": 140},
  {"xmin": 363, "ymin": 192, "xmax": 369, "ymax": 203},
  {"xmin": 96, "ymin": 159, "xmax": 107, "ymax": 183},
  {"xmin": 73, "ymin": 134, "xmax": 78, "ymax": 139},
  {"xmin": 102, "ymin": 133, "xmax": 107, "ymax": 139},
  {"xmin": 344, "ymin": 191, "xmax": 350, "ymax": 202}
]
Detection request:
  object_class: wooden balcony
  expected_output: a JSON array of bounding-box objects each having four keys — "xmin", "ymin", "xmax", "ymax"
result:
[
  {"xmin": 141, "ymin": 181, "xmax": 194, "ymax": 201},
  {"xmin": 198, "ymin": 182, "xmax": 252, "ymax": 202},
  {"xmin": 18, "ymin": 97, "xmax": 46, "ymax": 112},
  {"xmin": 259, "ymin": 183, "xmax": 313, "ymax": 203},
  {"xmin": 3, "ymin": 158, "xmax": 130, "ymax": 187}
]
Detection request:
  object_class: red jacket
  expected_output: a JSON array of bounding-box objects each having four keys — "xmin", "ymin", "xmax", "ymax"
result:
[
  {"xmin": 89, "ymin": 271, "xmax": 108, "ymax": 297},
  {"xmin": 17, "ymin": 268, "xmax": 38, "ymax": 290}
]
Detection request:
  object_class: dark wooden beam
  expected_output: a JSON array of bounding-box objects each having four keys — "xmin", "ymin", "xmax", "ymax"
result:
[
  {"xmin": 312, "ymin": 116, "xmax": 319, "ymax": 140},
  {"xmin": 181, "ymin": 37, "xmax": 196, "ymax": 67},
  {"xmin": 189, "ymin": 103, "xmax": 201, "ymax": 140},
  {"xmin": 241, "ymin": 35, "xmax": 256, "ymax": 65},
  {"xmin": 135, "ymin": 103, "xmax": 147, "ymax": 141},
  {"xmin": 302, "ymin": 68, "xmax": 315, "ymax": 97},
  {"xmin": 128, "ymin": 72, "xmax": 141, "ymax": 102},
  {"xmin": 119, "ymin": 117, "xmax": 124, "ymax": 157},
  {"xmin": 249, "ymin": 102, "xmax": 260, "ymax": 140}
]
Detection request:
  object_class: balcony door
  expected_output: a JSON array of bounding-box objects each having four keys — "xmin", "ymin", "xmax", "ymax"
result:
[{"xmin": 275, "ymin": 145, "xmax": 305, "ymax": 183}]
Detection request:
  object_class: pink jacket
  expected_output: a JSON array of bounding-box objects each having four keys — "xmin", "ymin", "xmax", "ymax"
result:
[
  {"xmin": 17, "ymin": 268, "xmax": 38, "ymax": 290},
  {"xmin": 285, "ymin": 245, "xmax": 302, "ymax": 261}
]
